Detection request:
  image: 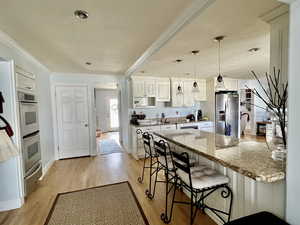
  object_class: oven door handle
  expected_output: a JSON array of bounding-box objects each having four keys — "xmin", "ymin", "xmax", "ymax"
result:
[
  {"xmin": 25, "ymin": 163, "xmax": 42, "ymax": 179},
  {"xmin": 23, "ymin": 130, "xmax": 40, "ymax": 139}
]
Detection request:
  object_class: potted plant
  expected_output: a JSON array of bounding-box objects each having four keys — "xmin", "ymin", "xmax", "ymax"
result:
[{"xmin": 247, "ymin": 68, "xmax": 288, "ymax": 157}]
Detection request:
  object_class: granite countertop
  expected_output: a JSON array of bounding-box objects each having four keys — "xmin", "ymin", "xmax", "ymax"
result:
[
  {"xmin": 131, "ymin": 118, "xmax": 211, "ymax": 128},
  {"xmin": 153, "ymin": 129, "xmax": 286, "ymax": 183}
]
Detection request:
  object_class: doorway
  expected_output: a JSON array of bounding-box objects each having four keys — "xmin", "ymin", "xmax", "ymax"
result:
[
  {"xmin": 55, "ymin": 85, "xmax": 90, "ymax": 159},
  {"xmin": 94, "ymin": 88, "xmax": 122, "ymax": 155}
]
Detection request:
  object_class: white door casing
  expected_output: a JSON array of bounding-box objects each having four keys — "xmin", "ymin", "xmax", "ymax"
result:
[{"xmin": 55, "ymin": 86, "xmax": 90, "ymax": 159}]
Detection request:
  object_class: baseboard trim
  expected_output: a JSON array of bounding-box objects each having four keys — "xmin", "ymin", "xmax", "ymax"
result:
[
  {"xmin": 0, "ymin": 198, "xmax": 23, "ymax": 212},
  {"xmin": 40, "ymin": 159, "xmax": 55, "ymax": 180}
]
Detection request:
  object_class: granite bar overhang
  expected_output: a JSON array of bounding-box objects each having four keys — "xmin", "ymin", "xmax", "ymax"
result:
[{"xmin": 153, "ymin": 129, "xmax": 286, "ymax": 183}]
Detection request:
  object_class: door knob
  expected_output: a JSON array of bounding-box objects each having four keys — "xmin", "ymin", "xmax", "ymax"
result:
[{"xmin": 84, "ymin": 124, "xmax": 88, "ymax": 127}]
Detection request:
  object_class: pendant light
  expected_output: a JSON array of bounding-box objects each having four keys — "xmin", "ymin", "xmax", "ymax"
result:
[
  {"xmin": 191, "ymin": 50, "xmax": 200, "ymax": 93},
  {"xmin": 214, "ymin": 36, "xmax": 226, "ymax": 90},
  {"xmin": 174, "ymin": 59, "xmax": 184, "ymax": 95}
]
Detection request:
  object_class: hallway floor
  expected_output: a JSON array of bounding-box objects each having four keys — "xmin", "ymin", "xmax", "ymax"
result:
[{"xmin": 0, "ymin": 153, "xmax": 216, "ymax": 225}]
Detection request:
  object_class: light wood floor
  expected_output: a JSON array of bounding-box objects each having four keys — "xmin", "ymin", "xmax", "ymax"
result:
[{"xmin": 0, "ymin": 152, "xmax": 216, "ymax": 225}]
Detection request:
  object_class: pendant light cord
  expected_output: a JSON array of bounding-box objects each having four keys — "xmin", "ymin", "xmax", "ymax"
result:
[{"xmin": 218, "ymin": 40, "xmax": 221, "ymax": 75}]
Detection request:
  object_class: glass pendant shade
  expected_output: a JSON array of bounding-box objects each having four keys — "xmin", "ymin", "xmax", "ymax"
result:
[
  {"xmin": 192, "ymin": 81, "xmax": 200, "ymax": 93},
  {"xmin": 215, "ymin": 74, "xmax": 226, "ymax": 90},
  {"xmin": 176, "ymin": 85, "xmax": 183, "ymax": 95}
]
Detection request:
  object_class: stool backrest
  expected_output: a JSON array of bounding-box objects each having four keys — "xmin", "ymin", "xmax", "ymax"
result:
[
  {"xmin": 153, "ymin": 139, "xmax": 174, "ymax": 170},
  {"xmin": 136, "ymin": 129, "xmax": 154, "ymax": 156},
  {"xmin": 171, "ymin": 151, "xmax": 193, "ymax": 187}
]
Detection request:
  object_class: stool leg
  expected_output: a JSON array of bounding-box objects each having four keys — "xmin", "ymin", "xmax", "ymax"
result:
[
  {"xmin": 161, "ymin": 175, "xmax": 177, "ymax": 224},
  {"xmin": 137, "ymin": 151, "xmax": 147, "ymax": 183},
  {"xmin": 190, "ymin": 190, "xmax": 194, "ymax": 225},
  {"xmin": 146, "ymin": 155, "xmax": 154, "ymax": 199},
  {"xmin": 150, "ymin": 161, "xmax": 159, "ymax": 199}
]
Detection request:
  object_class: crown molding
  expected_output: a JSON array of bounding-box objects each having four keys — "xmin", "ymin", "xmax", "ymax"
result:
[
  {"xmin": 278, "ymin": 0, "xmax": 296, "ymax": 4},
  {"xmin": 125, "ymin": 0, "xmax": 216, "ymax": 77},
  {"xmin": 0, "ymin": 30, "xmax": 50, "ymax": 73},
  {"xmin": 260, "ymin": 4, "xmax": 289, "ymax": 23}
]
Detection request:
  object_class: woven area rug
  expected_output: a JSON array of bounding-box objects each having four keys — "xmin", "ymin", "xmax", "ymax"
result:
[
  {"xmin": 99, "ymin": 139, "xmax": 123, "ymax": 155},
  {"xmin": 44, "ymin": 182, "xmax": 149, "ymax": 225}
]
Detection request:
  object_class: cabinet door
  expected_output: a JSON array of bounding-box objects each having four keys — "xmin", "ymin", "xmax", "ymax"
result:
[
  {"xmin": 183, "ymin": 80, "xmax": 194, "ymax": 107},
  {"xmin": 16, "ymin": 73, "xmax": 36, "ymax": 93},
  {"xmin": 195, "ymin": 79, "xmax": 207, "ymax": 101},
  {"xmin": 132, "ymin": 80, "xmax": 145, "ymax": 97},
  {"xmin": 145, "ymin": 79, "xmax": 156, "ymax": 97},
  {"xmin": 223, "ymin": 78, "xmax": 238, "ymax": 91},
  {"xmin": 156, "ymin": 80, "xmax": 170, "ymax": 102},
  {"xmin": 172, "ymin": 80, "xmax": 184, "ymax": 107}
]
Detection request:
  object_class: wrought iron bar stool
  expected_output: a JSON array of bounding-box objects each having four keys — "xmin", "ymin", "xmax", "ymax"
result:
[
  {"xmin": 136, "ymin": 129, "xmax": 159, "ymax": 199},
  {"xmin": 151, "ymin": 139, "xmax": 177, "ymax": 223},
  {"xmin": 168, "ymin": 151, "xmax": 233, "ymax": 225},
  {"xmin": 149, "ymin": 139, "xmax": 201, "ymax": 223}
]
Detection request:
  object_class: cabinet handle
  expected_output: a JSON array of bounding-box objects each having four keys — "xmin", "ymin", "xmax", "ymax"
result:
[{"xmin": 26, "ymin": 86, "xmax": 33, "ymax": 90}]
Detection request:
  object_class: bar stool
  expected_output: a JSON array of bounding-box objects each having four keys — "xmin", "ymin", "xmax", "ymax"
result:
[
  {"xmin": 150, "ymin": 139, "xmax": 202, "ymax": 223},
  {"xmin": 152, "ymin": 139, "xmax": 177, "ymax": 223},
  {"xmin": 169, "ymin": 151, "xmax": 233, "ymax": 225},
  {"xmin": 136, "ymin": 129, "xmax": 159, "ymax": 199}
]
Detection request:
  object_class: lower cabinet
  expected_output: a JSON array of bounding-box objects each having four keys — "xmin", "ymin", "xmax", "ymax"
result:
[
  {"xmin": 131, "ymin": 122, "xmax": 214, "ymax": 160},
  {"xmin": 131, "ymin": 124, "xmax": 176, "ymax": 159}
]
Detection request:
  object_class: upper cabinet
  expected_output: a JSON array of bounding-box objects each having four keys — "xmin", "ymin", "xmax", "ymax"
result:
[
  {"xmin": 194, "ymin": 79, "xmax": 207, "ymax": 101},
  {"xmin": 171, "ymin": 79, "xmax": 184, "ymax": 107},
  {"xmin": 132, "ymin": 79, "xmax": 145, "ymax": 97},
  {"xmin": 214, "ymin": 77, "xmax": 238, "ymax": 91},
  {"xmin": 15, "ymin": 66, "xmax": 36, "ymax": 93},
  {"xmin": 132, "ymin": 77, "xmax": 157, "ymax": 98},
  {"xmin": 131, "ymin": 76, "xmax": 207, "ymax": 108},
  {"xmin": 171, "ymin": 78, "xmax": 207, "ymax": 107},
  {"xmin": 145, "ymin": 79, "xmax": 156, "ymax": 97},
  {"xmin": 156, "ymin": 78, "xmax": 170, "ymax": 102},
  {"xmin": 183, "ymin": 80, "xmax": 194, "ymax": 107}
]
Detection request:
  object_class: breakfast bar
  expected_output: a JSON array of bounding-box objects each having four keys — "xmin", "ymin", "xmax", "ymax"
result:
[{"xmin": 153, "ymin": 129, "xmax": 286, "ymax": 224}]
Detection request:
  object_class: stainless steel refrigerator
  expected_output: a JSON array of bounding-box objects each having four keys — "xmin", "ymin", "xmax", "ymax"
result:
[{"xmin": 215, "ymin": 91, "xmax": 240, "ymax": 139}]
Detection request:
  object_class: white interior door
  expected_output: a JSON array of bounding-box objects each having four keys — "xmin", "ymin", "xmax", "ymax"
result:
[{"xmin": 56, "ymin": 86, "xmax": 90, "ymax": 159}]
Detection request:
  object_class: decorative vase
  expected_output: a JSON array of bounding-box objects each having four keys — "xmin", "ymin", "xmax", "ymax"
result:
[{"xmin": 266, "ymin": 120, "xmax": 287, "ymax": 161}]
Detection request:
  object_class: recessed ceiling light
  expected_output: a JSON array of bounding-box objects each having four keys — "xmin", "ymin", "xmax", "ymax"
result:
[
  {"xmin": 174, "ymin": 59, "xmax": 183, "ymax": 63},
  {"xmin": 74, "ymin": 10, "xmax": 89, "ymax": 19},
  {"xmin": 248, "ymin": 47, "xmax": 260, "ymax": 53},
  {"xmin": 86, "ymin": 62, "xmax": 92, "ymax": 65},
  {"xmin": 191, "ymin": 50, "xmax": 200, "ymax": 55}
]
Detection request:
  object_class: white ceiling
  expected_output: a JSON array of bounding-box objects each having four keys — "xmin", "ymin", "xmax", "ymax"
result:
[
  {"xmin": 0, "ymin": 0, "xmax": 192, "ymax": 74},
  {"xmin": 134, "ymin": 0, "xmax": 282, "ymax": 79}
]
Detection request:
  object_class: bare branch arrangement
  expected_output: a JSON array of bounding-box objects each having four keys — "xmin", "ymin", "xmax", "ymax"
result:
[{"xmin": 246, "ymin": 67, "xmax": 288, "ymax": 148}]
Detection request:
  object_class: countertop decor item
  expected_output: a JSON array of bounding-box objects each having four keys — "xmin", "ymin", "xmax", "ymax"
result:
[{"xmin": 247, "ymin": 67, "xmax": 288, "ymax": 152}]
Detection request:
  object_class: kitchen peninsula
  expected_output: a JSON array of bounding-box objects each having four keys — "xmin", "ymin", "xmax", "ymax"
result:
[{"xmin": 153, "ymin": 129, "xmax": 286, "ymax": 224}]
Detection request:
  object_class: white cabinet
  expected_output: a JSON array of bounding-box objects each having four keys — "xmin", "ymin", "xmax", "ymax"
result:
[
  {"xmin": 183, "ymin": 80, "xmax": 194, "ymax": 107},
  {"xmin": 132, "ymin": 79, "xmax": 145, "ymax": 97},
  {"xmin": 224, "ymin": 78, "xmax": 238, "ymax": 91},
  {"xmin": 172, "ymin": 78, "xmax": 207, "ymax": 107},
  {"xmin": 194, "ymin": 79, "xmax": 207, "ymax": 101},
  {"xmin": 16, "ymin": 67, "xmax": 36, "ymax": 93},
  {"xmin": 132, "ymin": 77, "xmax": 157, "ymax": 98},
  {"xmin": 215, "ymin": 78, "xmax": 238, "ymax": 91},
  {"xmin": 144, "ymin": 79, "xmax": 156, "ymax": 97},
  {"xmin": 156, "ymin": 78, "xmax": 170, "ymax": 102}
]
